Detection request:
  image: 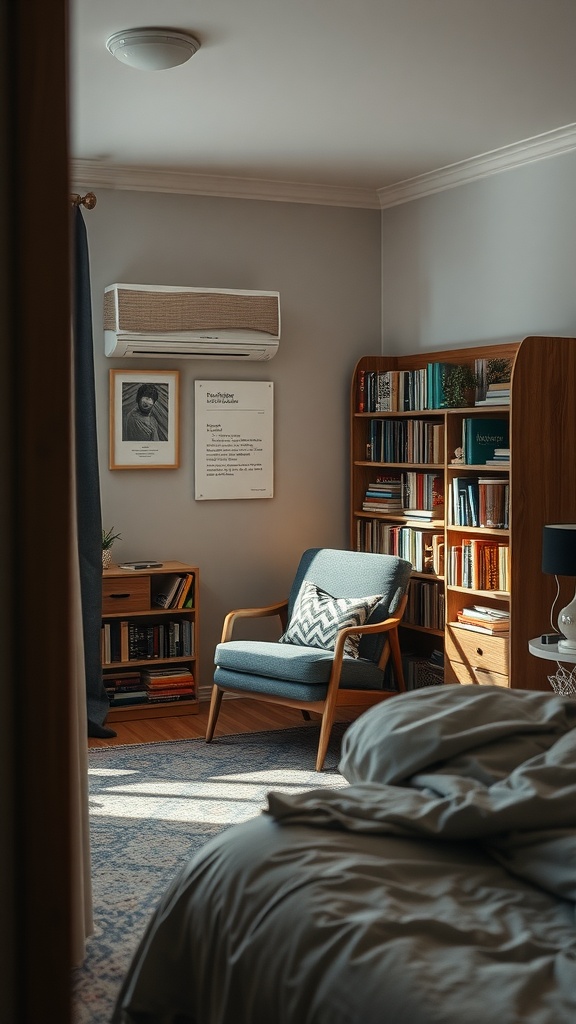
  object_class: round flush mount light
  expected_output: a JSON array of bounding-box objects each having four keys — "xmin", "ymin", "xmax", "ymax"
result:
[{"xmin": 106, "ymin": 28, "xmax": 201, "ymax": 71}]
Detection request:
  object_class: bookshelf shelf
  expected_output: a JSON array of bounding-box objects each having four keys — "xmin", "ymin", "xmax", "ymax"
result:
[
  {"xmin": 401, "ymin": 623, "xmax": 445, "ymax": 637},
  {"xmin": 446, "ymin": 585, "xmax": 510, "ymax": 599},
  {"xmin": 102, "ymin": 560, "xmax": 200, "ymax": 721},
  {"xmin": 446, "ymin": 526, "xmax": 510, "ymax": 537},
  {"xmin": 350, "ymin": 336, "xmax": 576, "ymax": 692}
]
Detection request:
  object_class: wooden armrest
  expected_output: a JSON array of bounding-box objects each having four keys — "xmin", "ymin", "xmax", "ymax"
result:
[{"xmin": 220, "ymin": 600, "xmax": 289, "ymax": 642}]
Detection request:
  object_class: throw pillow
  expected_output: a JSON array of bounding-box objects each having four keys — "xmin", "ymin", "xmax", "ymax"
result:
[{"xmin": 279, "ymin": 579, "xmax": 383, "ymax": 659}]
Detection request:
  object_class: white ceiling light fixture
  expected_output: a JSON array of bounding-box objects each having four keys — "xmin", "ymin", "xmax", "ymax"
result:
[{"xmin": 106, "ymin": 28, "xmax": 200, "ymax": 71}]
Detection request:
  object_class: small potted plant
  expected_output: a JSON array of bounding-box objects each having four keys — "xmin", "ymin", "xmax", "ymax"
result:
[
  {"xmin": 442, "ymin": 364, "xmax": 477, "ymax": 408},
  {"xmin": 102, "ymin": 526, "xmax": 122, "ymax": 570}
]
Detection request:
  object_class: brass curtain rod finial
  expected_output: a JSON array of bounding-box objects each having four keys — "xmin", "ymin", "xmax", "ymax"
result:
[{"xmin": 71, "ymin": 191, "xmax": 97, "ymax": 210}]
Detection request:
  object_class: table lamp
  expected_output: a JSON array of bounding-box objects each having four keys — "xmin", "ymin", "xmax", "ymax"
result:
[{"xmin": 542, "ymin": 524, "xmax": 576, "ymax": 652}]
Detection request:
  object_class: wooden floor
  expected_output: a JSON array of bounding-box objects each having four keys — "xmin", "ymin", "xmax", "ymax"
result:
[{"xmin": 88, "ymin": 697, "xmax": 360, "ymax": 748}]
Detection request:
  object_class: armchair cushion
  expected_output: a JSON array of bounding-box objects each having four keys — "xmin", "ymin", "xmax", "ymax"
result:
[
  {"xmin": 214, "ymin": 640, "xmax": 388, "ymax": 690},
  {"xmin": 278, "ymin": 579, "xmax": 383, "ymax": 658}
]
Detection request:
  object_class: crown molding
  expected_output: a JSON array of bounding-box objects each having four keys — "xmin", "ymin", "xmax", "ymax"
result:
[
  {"xmin": 71, "ymin": 124, "xmax": 576, "ymax": 211},
  {"xmin": 377, "ymin": 123, "xmax": 576, "ymax": 209},
  {"xmin": 69, "ymin": 160, "xmax": 380, "ymax": 209}
]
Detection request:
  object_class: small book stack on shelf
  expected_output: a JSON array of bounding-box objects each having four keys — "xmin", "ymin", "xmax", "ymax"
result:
[
  {"xmin": 362, "ymin": 476, "xmax": 403, "ymax": 513},
  {"xmin": 142, "ymin": 667, "xmax": 196, "ymax": 703},
  {"xmin": 485, "ymin": 447, "xmax": 510, "ymax": 467},
  {"xmin": 105, "ymin": 670, "xmax": 147, "ymax": 707},
  {"xmin": 451, "ymin": 606, "xmax": 510, "ymax": 635},
  {"xmin": 475, "ymin": 381, "xmax": 511, "ymax": 406}
]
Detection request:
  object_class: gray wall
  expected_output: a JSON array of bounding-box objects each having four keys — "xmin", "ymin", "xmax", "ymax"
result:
[
  {"xmin": 85, "ymin": 189, "xmax": 381, "ymax": 691},
  {"xmin": 381, "ymin": 150, "xmax": 576, "ymax": 353}
]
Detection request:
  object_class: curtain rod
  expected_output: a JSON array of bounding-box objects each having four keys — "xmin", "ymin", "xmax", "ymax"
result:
[{"xmin": 70, "ymin": 191, "xmax": 97, "ymax": 210}]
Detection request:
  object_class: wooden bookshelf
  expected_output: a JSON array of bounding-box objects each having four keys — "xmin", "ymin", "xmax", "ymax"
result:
[
  {"xmin": 101, "ymin": 560, "xmax": 200, "ymax": 720},
  {"xmin": 350, "ymin": 337, "xmax": 576, "ymax": 692}
]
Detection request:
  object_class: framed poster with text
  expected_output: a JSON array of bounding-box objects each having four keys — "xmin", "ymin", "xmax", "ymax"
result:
[{"xmin": 194, "ymin": 380, "xmax": 273, "ymax": 499}]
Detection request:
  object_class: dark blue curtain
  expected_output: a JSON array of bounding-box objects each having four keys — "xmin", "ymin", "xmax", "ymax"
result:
[{"xmin": 73, "ymin": 207, "xmax": 112, "ymax": 735}]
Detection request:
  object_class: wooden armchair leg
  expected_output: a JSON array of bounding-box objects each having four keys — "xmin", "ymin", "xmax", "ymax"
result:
[
  {"xmin": 206, "ymin": 686, "xmax": 223, "ymax": 742},
  {"xmin": 315, "ymin": 705, "xmax": 337, "ymax": 771},
  {"xmin": 389, "ymin": 627, "xmax": 405, "ymax": 692}
]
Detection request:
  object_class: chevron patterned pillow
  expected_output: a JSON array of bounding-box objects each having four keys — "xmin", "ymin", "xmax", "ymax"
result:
[{"xmin": 279, "ymin": 579, "xmax": 383, "ymax": 659}]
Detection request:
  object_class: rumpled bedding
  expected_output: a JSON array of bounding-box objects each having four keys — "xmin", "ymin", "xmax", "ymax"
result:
[
  {"xmin": 269, "ymin": 685, "xmax": 576, "ymax": 902},
  {"xmin": 114, "ymin": 685, "xmax": 576, "ymax": 1024}
]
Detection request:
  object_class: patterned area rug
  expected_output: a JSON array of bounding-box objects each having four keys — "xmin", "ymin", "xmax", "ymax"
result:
[{"xmin": 72, "ymin": 724, "xmax": 350, "ymax": 1023}]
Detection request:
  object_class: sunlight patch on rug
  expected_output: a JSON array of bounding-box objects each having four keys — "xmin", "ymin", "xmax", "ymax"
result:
[{"xmin": 89, "ymin": 767, "xmax": 347, "ymax": 823}]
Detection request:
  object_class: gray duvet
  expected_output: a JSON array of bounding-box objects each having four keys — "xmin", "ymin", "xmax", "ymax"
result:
[{"xmin": 114, "ymin": 685, "xmax": 576, "ymax": 1024}]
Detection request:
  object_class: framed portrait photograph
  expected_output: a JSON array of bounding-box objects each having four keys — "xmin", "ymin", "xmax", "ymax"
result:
[{"xmin": 109, "ymin": 369, "xmax": 180, "ymax": 470}]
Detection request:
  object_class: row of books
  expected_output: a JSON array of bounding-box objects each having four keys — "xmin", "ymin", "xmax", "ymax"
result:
[
  {"xmin": 101, "ymin": 619, "xmax": 194, "ymax": 664},
  {"xmin": 356, "ymin": 521, "xmax": 444, "ymax": 576},
  {"xmin": 362, "ymin": 472, "xmax": 444, "ymax": 519},
  {"xmin": 357, "ymin": 364, "xmax": 457, "ymax": 412},
  {"xmin": 402, "ymin": 471, "xmax": 444, "ymax": 518},
  {"xmin": 403, "ymin": 579, "xmax": 445, "ymax": 631},
  {"xmin": 365, "ymin": 417, "xmax": 444, "ymax": 464},
  {"xmin": 447, "ymin": 539, "xmax": 509, "ymax": 590},
  {"xmin": 362, "ymin": 476, "xmax": 402, "ymax": 513},
  {"xmin": 357, "ymin": 360, "xmax": 512, "ymax": 415},
  {"xmin": 152, "ymin": 572, "xmax": 195, "ymax": 609},
  {"xmin": 104, "ymin": 667, "xmax": 196, "ymax": 706},
  {"xmin": 450, "ymin": 476, "xmax": 509, "ymax": 528}
]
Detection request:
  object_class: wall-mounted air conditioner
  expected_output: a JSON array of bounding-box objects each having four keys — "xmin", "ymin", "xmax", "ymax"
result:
[{"xmin": 104, "ymin": 283, "xmax": 281, "ymax": 360}]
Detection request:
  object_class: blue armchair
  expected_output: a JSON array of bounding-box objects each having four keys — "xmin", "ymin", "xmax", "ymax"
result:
[{"xmin": 206, "ymin": 548, "xmax": 412, "ymax": 769}]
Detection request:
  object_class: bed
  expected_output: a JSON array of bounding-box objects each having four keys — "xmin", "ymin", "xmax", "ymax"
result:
[{"xmin": 113, "ymin": 684, "xmax": 576, "ymax": 1024}]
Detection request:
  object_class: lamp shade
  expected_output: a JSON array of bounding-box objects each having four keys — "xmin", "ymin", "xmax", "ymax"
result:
[{"xmin": 542, "ymin": 524, "xmax": 576, "ymax": 576}]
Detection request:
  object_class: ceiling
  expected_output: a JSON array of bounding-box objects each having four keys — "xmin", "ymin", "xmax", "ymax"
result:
[{"xmin": 70, "ymin": 0, "xmax": 576, "ymax": 208}]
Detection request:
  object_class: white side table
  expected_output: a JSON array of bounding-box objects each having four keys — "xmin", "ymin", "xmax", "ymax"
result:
[
  {"xmin": 528, "ymin": 637, "xmax": 576, "ymax": 695},
  {"xmin": 528, "ymin": 638, "xmax": 576, "ymax": 663}
]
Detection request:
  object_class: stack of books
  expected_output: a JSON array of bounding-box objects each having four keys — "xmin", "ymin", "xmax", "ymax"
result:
[
  {"xmin": 105, "ymin": 670, "xmax": 147, "ymax": 706},
  {"xmin": 485, "ymin": 447, "xmax": 510, "ymax": 466},
  {"xmin": 476, "ymin": 381, "xmax": 511, "ymax": 406},
  {"xmin": 362, "ymin": 476, "xmax": 403, "ymax": 513},
  {"xmin": 142, "ymin": 667, "xmax": 196, "ymax": 703},
  {"xmin": 452, "ymin": 605, "xmax": 510, "ymax": 635}
]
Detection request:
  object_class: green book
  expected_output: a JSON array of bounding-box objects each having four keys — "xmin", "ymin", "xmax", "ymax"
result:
[{"xmin": 463, "ymin": 418, "xmax": 509, "ymax": 465}]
